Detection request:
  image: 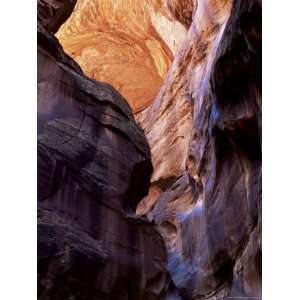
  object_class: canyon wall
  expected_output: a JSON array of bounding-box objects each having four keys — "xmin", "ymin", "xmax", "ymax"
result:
[
  {"xmin": 37, "ymin": 0, "xmax": 262, "ymax": 299},
  {"xmin": 37, "ymin": 1, "xmax": 173, "ymax": 299},
  {"xmin": 136, "ymin": 0, "xmax": 262, "ymax": 299},
  {"xmin": 56, "ymin": 0, "xmax": 188, "ymax": 112}
]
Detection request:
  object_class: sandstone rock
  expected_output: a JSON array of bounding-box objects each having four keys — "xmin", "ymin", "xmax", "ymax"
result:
[
  {"xmin": 136, "ymin": 0, "xmax": 233, "ymax": 215},
  {"xmin": 167, "ymin": 0, "xmax": 194, "ymax": 29},
  {"xmin": 56, "ymin": 0, "xmax": 188, "ymax": 112},
  {"xmin": 37, "ymin": 0, "xmax": 262, "ymax": 298},
  {"xmin": 37, "ymin": 1, "xmax": 172, "ymax": 299},
  {"xmin": 37, "ymin": 0, "xmax": 77, "ymax": 33},
  {"xmin": 137, "ymin": 0, "xmax": 262, "ymax": 298}
]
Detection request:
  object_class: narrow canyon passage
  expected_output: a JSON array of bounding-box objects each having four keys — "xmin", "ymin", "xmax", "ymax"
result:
[{"xmin": 37, "ymin": 0, "xmax": 262, "ymax": 299}]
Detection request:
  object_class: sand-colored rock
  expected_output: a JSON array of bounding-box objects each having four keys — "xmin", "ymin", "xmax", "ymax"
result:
[
  {"xmin": 136, "ymin": 0, "xmax": 233, "ymax": 215},
  {"xmin": 137, "ymin": 0, "xmax": 262, "ymax": 298},
  {"xmin": 37, "ymin": 0, "xmax": 262, "ymax": 298},
  {"xmin": 56, "ymin": 0, "xmax": 187, "ymax": 112}
]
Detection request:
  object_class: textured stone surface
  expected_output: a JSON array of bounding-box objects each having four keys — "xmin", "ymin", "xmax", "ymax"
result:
[
  {"xmin": 167, "ymin": 0, "xmax": 194, "ymax": 29},
  {"xmin": 136, "ymin": 0, "xmax": 233, "ymax": 215},
  {"xmin": 38, "ymin": 0, "xmax": 77, "ymax": 33},
  {"xmin": 137, "ymin": 0, "xmax": 262, "ymax": 298},
  {"xmin": 37, "ymin": 0, "xmax": 262, "ymax": 298},
  {"xmin": 56, "ymin": 0, "xmax": 188, "ymax": 112},
  {"xmin": 37, "ymin": 1, "xmax": 172, "ymax": 299}
]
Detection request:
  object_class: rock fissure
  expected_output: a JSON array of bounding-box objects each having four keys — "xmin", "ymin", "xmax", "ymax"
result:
[{"xmin": 38, "ymin": 0, "xmax": 261, "ymax": 299}]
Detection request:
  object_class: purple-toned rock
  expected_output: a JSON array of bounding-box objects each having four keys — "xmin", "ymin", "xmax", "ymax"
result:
[
  {"xmin": 37, "ymin": 0, "xmax": 77, "ymax": 33},
  {"xmin": 37, "ymin": 1, "xmax": 172, "ymax": 299}
]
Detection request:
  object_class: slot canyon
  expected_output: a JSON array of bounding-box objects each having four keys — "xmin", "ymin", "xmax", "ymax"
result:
[{"xmin": 37, "ymin": 0, "xmax": 262, "ymax": 299}]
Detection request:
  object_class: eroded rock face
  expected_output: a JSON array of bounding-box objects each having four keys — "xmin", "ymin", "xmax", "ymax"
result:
[
  {"xmin": 37, "ymin": 1, "xmax": 171, "ymax": 299},
  {"xmin": 137, "ymin": 0, "xmax": 262, "ymax": 298},
  {"xmin": 37, "ymin": 0, "xmax": 77, "ymax": 33},
  {"xmin": 56, "ymin": 0, "xmax": 188, "ymax": 112},
  {"xmin": 37, "ymin": 0, "xmax": 262, "ymax": 298},
  {"xmin": 167, "ymin": 0, "xmax": 194, "ymax": 29}
]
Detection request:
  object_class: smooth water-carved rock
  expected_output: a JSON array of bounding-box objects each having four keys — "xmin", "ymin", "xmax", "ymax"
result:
[
  {"xmin": 37, "ymin": 0, "xmax": 262, "ymax": 298},
  {"xmin": 137, "ymin": 0, "xmax": 261, "ymax": 298},
  {"xmin": 37, "ymin": 1, "xmax": 172, "ymax": 299},
  {"xmin": 56, "ymin": 0, "xmax": 188, "ymax": 112},
  {"xmin": 136, "ymin": 0, "xmax": 233, "ymax": 215}
]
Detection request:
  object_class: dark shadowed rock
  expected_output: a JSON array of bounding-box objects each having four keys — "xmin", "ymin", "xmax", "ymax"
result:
[
  {"xmin": 37, "ymin": 1, "xmax": 171, "ymax": 299},
  {"xmin": 37, "ymin": 0, "xmax": 262, "ymax": 298},
  {"xmin": 37, "ymin": 0, "xmax": 77, "ymax": 34}
]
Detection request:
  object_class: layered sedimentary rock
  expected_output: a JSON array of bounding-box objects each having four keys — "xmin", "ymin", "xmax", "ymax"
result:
[
  {"xmin": 137, "ymin": 0, "xmax": 262, "ymax": 299},
  {"xmin": 37, "ymin": 0, "xmax": 262, "ymax": 298},
  {"xmin": 37, "ymin": 1, "xmax": 171, "ymax": 299},
  {"xmin": 56, "ymin": 0, "xmax": 188, "ymax": 112},
  {"xmin": 167, "ymin": 0, "xmax": 194, "ymax": 29}
]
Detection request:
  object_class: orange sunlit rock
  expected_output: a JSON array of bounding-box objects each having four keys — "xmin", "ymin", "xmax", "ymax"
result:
[{"xmin": 57, "ymin": 0, "xmax": 187, "ymax": 112}]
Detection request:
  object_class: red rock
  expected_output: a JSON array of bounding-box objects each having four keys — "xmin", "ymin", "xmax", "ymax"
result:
[{"xmin": 37, "ymin": 0, "xmax": 262, "ymax": 299}]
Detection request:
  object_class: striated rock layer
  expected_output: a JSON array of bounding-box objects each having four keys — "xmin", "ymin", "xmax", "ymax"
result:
[
  {"xmin": 37, "ymin": 0, "xmax": 262, "ymax": 298},
  {"xmin": 137, "ymin": 0, "xmax": 262, "ymax": 299},
  {"xmin": 56, "ymin": 0, "xmax": 188, "ymax": 112},
  {"xmin": 37, "ymin": 1, "xmax": 173, "ymax": 299}
]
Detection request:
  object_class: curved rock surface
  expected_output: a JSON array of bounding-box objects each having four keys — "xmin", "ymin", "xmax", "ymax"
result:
[
  {"xmin": 137, "ymin": 0, "xmax": 262, "ymax": 298},
  {"xmin": 37, "ymin": 0, "xmax": 262, "ymax": 299},
  {"xmin": 56, "ymin": 0, "xmax": 188, "ymax": 112},
  {"xmin": 38, "ymin": 0, "xmax": 77, "ymax": 33},
  {"xmin": 167, "ymin": 0, "xmax": 194, "ymax": 29},
  {"xmin": 37, "ymin": 1, "xmax": 172, "ymax": 299}
]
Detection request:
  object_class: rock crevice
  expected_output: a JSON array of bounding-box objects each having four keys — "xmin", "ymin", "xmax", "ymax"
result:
[{"xmin": 37, "ymin": 0, "xmax": 262, "ymax": 299}]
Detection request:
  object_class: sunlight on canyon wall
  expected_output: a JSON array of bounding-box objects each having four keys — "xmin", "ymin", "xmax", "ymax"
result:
[
  {"xmin": 57, "ymin": 0, "xmax": 187, "ymax": 112},
  {"xmin": 38, "ymin": 0, "xmax": 261, "ymax": 298}
]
